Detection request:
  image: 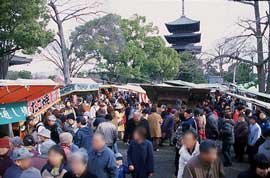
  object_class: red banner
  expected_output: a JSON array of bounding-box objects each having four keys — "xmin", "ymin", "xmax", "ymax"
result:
[{"xmin": 28, "ymin": 89, "xmax": 60, "ymax": 116}]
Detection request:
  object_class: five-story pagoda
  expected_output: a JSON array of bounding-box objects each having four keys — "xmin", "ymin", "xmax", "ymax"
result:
[{"xmin": 165, "ymin": 0, "xmax": 201, "ymax": 54}]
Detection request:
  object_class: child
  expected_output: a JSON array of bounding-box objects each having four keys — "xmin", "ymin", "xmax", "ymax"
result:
[
  {"xmin": 115, "ymin": 153, "xmax": 129, "ymax": 178},
  {"xmin": 127, "ymin": 127, "xmax": 154, "ymax": 178}
]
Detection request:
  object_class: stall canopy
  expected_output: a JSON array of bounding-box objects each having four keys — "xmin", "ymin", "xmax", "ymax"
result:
[
  {"xmin": 60, "ymin": 78, "xmax": 99, "ymax": 96},
  {"xmin": 0, "ymin": 79, "xmax": 62, "ymax": 104}
]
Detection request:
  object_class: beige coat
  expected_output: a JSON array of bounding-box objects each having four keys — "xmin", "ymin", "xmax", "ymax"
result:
[{"xmin": 148, "ymin": 112, "xmax": 163, "ymax": 138}]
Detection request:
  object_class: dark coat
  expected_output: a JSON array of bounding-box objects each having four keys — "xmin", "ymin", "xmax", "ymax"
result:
[
  {"xmin": 220, "ymin": 119, "xmax": 235, "ymax": 144},
  {"xmin": 127, "ymin": 140, "xmax": 154, "ymax": 178},
  {"xmin": 124, "ymin": 118, "xmax": 151, "ymax": 142},
  {"xmin": 238, "ymin": 169, "xmax": 270, "ymax": 178},
  {"xmin": 63, "ymin": 171, "xmax": 97, "ymax": 178},
  {"xmin": 235, "ymin": 121, "xmax": 248, "ymax": 144},
  {"xmin": 3, "ymin": 163, "xmax": 23, "ymax": 178},
  {"xmin": 0, "ymin": 154, "xmax": 12, "ymax": 177},
  {"xmin": 74, "ymin": 126, "xmax": 93, "ymax": 150},
  {"xmin": 205, "ymin": 112, "xmax": 219, "ymax": 140},
  {"xmin": 181, "ymin": 117, "xmax": 197, "ymax": 133},
  {"xmin": 45, "ymin": 122, "xmax": 63, "ymax": 144},
  {"xmin": 161, "ymin": 114, "xmax": 175, "ymax": 138}
]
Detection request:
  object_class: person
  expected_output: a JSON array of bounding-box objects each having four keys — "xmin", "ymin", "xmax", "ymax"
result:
[
  {"xmin": 182, "ymin": 140, "xmax": 225, "ymax": 178},
  {"xmin": 96, "ymin": 114, "xmax": 118, "ymax": 149},
  {"xmin": 220, "ymin": 112, "xmax": 235, "ymax": 167},
  {"xmin": 32, "ymin": 139, "xmax": 56, "ymax": 170},
  {"xmin": 23, "ymin": 135, "xmax": 37, "ymax": 155},
  {"xmin": 160, "ymin": 109, "xmax": 175, "ymax": 146},
  {"xmin": 127, "ymin": 127, "xmax": 154, "ymax": 178},
  {"xmin": 26, "ymin": 115, "xmax": 45, "ymax": 143},
  {"xmin": 64, "ymin": 101, "xmax": 77, "ymax": 117},
  {"xmin": 204, "ymin": 108, "xmax": 219, "ymax": 141},
  {"xmin": 181, "ymin": 109, "xmax": 197, "ymax": 132},
  {"xmin": 147, "ymin": 107, "xmax": 163, "ymax": 151},
  {"xmin": 0, "ymin": 137, "xmax": 12, "ymax": 177},
  {"xmin": 234, "ymin": 113, "xmax": 248, "ymax": 162},
  {"xmin": 89, "ymin": 101, "xmax": 99, "ymax": 120},
  {"xmin": 238, "ymin": 154, "xmax": 270, "ymax": 178},
  {"xmin": 59, "ymin": 132, "xmax": 79, "ymax": 156},
  {"xmin": 4, "ymin": 147, "xmax": 33, "ymax": 178},
  {"xmin": 115, "ymin": 153, "xmax": 129, "ymax": 178},
  {"xmin": 87, "ymin": 133, "xmax": 117, "ymax": 178},
  {"xmin": 93, "ymin": 109, "xmax": 107, "ymax": 128},
  {"xmin": 64, "ymin": 113, "xmax": 78, "ymax": 136},
  {"xmin": 247, "ymin": 115, "xmax": 262, "ymax": 164},
  {"xmin": 45, "ymin": 114, "xmax": 63, "ymax": 143},
  {"xmin": 19, "ymin": 167, "xmax": 42, "ymax": 178},
  {"xmin": 194, "ymin": 108, "xmax": 206, "ymax": 143},
  {"xmin": 258, "ymin": 112, "xmax": 270, "ymax": 139},
  {"xmin": 258, "ymin": 128, "xmax": 270, "ymax": 161},
  {"xmin": 63, "ymin": 149, "xmax": 97, "ymax": 178},
  {"xmin": 177, "ymin": 130, "xmax": 200, "ymax": 178},
  {"xmin": 41, "ymin": 145, "xmax": 69, "ymax": 178},
  {"xmin": 38, "ymin": 128, "xmax": 56, "ymax": 154},
  {"xmin": 124, "ymin": 111, "xmax": 150, "ymax": 143},
  {"xmin": 74, "ymin": 116, "xmax": 93, "ymax": 150},
  {"xmin": 114, "ymin": 103, "xmax": 126, "ymax": 140}
]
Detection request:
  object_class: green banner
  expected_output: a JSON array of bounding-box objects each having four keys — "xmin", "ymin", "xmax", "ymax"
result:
[{"xmin": 0, "ymin": 101, "xmax": 28, "ymax": 125}]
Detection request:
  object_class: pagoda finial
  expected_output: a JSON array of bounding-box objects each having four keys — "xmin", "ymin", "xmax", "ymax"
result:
[{"xmin": 182, "ymin": 0, "xmax": 185, "ymax": 16}]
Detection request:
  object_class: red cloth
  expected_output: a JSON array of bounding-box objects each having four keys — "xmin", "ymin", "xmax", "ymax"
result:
[
  {"xmin": 233, "ymin": 111, "xmax": 240, "ymax": 122},
  {"xmin": 0, "ymin": 137, "xmax": 10, "ymax": 148}
]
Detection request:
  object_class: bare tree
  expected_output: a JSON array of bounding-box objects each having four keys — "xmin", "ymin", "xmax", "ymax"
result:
[
  {"xmin": 211, "ymin": 1, "xmax": 269, "ymax": 92},
  {"xmin": 47, "ymin": 0, "xmax": 103, "ymax": 84}
]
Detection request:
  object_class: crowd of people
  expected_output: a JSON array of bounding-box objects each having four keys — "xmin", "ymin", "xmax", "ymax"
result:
[{"xmin": 0, "ymin": 90, "xmax": 270, "ymax": 178}]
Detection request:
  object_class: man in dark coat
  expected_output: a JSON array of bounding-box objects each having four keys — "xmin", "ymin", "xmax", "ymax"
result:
[
  {"xmin": 124, "ymin": 111, "xmax": 150, "ymax": 143},
  {"xmin": 45, "ymin": 115, "xmax": 63, "ymax": 143},
  {"xmin": 160, "ymin": 111, "xmax": 175, "ymax": 146},
  {"xmin": 74, "ymin": 116, "xmax": 93, "ymax": 150},
  {"xmin": 234, "ymin": 113, "xmax": 248, "ymax": 162},
  {"xmin": 220, "ymin": 113, "xmax": 235, "ymax": 167},
  {"xmin": 204, "ymin": 108, "xmax": 219, "ymax": 141},
  {"xmin": 127, "ymin": 127, "xmax": 154, "ymax": 178}
]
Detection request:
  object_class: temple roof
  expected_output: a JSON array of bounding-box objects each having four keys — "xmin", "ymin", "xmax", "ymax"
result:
[
  {"xmin": 166, "ymin": 16, "xmax": 199, "ymax": 26},
  {"xmin": 9, "ymin": 55, "xmax": 32, "ymax": 66}
]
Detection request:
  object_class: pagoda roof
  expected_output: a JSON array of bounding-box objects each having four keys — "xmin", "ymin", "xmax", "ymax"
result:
[
  {"xmin": 172, "ymin": 44, "xmax": 202, "ymax": 52},
  {"xmin": 166, "ymin": 16, "xmax": 199, "ymax": 26},
  {"xmin": 9, "ymin": 55, "xmax": 32, "ymax": 66},
  {"xmin": 165, "ymin": 33, "xmax": 201, "ymax": 44}
]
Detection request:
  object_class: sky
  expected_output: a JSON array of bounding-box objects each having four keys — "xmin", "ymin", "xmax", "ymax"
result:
[{"xmin": 10, "ymin": 0, "xmax": 268, "ymax": 75}]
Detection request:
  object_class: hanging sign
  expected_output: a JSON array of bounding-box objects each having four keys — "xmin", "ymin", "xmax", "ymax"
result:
[
  {"xmin": 0, "ymin": 101, "xmax": 28, "ymax": 125},
  {"xmin": 28, "ymin": 89, "xmax": 60, "ymax": 116}
]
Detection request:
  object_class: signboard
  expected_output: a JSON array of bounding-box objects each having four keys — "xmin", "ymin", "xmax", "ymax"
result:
[
  {"xmin": 60, "ymin": 83, "xmax": 99, "ymax": 96},
  {"xmin": 0, "ymin": 101, "xmax": 28, "ymax": 125},
  {"xmin": 28, "ymin": 89, "xmax": 60, "ymax": 116}
]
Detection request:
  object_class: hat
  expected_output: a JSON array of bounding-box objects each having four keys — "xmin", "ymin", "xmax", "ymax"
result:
[
  {"xmin": 76, "ymin": 116, "xmax": 86, "ymax": 124},
  {"xmin": 47, "ymin": 115, "xmax": 57, "ymax": 121},
  {"xmin": 39, "ymin": 140, "xmax": 56, "ymax": 158},
  {"xmin": 11, "ymin": 136, "xmax": 24, "ymax": 147},
  {"xmin": 115, "ymin": 103, "xmax": 124, "ymax": 110},
  {"xmin": 38, "ymin": 128, "xmax": 51, "ymax": 139},
  {"xmin": 11, "ymin": 147, "xmax": 33, "ymax": 161},
  {"xmin": 115, "ymin": 152, "xmax": 123, "ymax": 160},
  {"xmin": 249, "ymin": 115, "xmax": 258, "ymax": 121},
  {"xmin": 19, "ymin": 167, "xmax": 42, "ymax": 178},
  {"xmin": 194, "ymin": 108, "xmax": 203, "ymax": 117},
  {"xmin": 59, "ymin": 132, "xmax": 73, "ymax": 144},
  {"xmin": 96, "ymin": 109, "xmax": 106, "ymax": 117},
  {"xmin": 171, "ymin": 109, "xmax": 177, "ymax": 114},
  {"xmin": 0, "ymin": 137, "xmax": 10, "ymax": 148},
  {"xmin": 185, "ymin": 109, "xmax": 193, "ymax": 115},
  {"xmin": 23, "ymin": 135, "xmax": 36, "ymax": 146}
]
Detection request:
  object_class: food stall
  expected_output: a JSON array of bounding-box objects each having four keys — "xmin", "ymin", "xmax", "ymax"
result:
[{"xmin": 0, "ymin": 79, "xmax": 62, "ymax": 137}]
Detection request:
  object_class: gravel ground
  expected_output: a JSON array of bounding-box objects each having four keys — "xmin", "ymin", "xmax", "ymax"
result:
[{"xmin": 118, "ymin": 142, "xmax": 249, "ymax": 178}]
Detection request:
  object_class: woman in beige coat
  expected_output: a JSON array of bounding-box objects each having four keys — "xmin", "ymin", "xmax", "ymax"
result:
[{"xmin": 148, "ymin": 108, "xmax": 163, "ymax": 151}]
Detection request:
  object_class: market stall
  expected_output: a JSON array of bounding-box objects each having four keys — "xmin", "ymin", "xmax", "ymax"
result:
[
  {"xmin": 0, "ymin": 79, "xmax": 62, "ymax": 136},
  {"xmin": 60, "ymin": 78, "xmax": 99, "ymax": 97}
]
